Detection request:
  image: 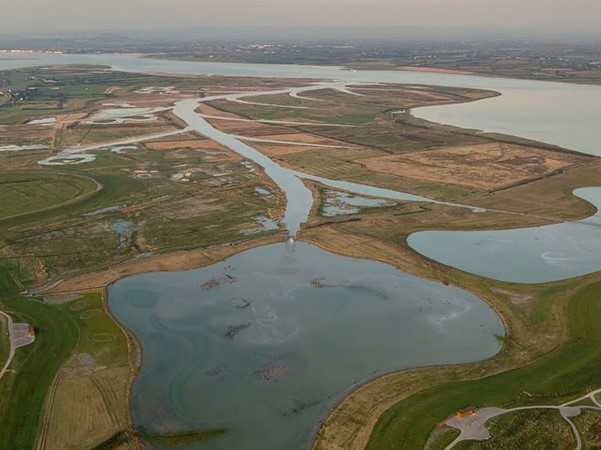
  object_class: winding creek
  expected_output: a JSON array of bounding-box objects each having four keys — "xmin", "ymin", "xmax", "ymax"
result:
[{"xmin": 1, "ymin": 54, "xmax": 600, "ymax": 448}]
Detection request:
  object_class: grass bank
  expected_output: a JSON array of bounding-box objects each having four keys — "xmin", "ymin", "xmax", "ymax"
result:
[
  {"xmin": 0, "ymin": 263, "xmax": 79, "ymax": 450},
  {"xmin": 367, "ymin": 282, "xmax": 601, "ymax": 450}
]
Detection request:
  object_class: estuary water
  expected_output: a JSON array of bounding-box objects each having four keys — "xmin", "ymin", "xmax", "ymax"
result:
[
  {"xmin": 408, "ymin": 187, "xmax": 601, "ymax": 284},
  {"xmin": 2, "ymin": 53, "xmax": 601, "ymax": 155},
  {"xmin": 108, "ymin": 242, "xmax": 504, "ymax": 450}
]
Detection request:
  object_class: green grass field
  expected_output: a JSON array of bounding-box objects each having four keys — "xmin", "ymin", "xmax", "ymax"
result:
[
  {"xmin": 366, "ymin": 282, "xmax": 601, "ymax": 450},
  {"xmin": 0, "ymin": 171, "xmax": 98, "ymax": 221},
  {"xmin": 0, "ymin": 313, "xmax": 9, "ymax": 372},
  {"xmin": 0, "ymin": 264, "xmax": 80, "ymax": 450},
  {"xmin": 0, "ymin": 261, "xmax": 132, "ymax": 450}
]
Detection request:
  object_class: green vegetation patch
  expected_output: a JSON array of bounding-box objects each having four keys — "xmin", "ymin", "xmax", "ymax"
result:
[
  {"xmin": 0, "ymin": 262, "xmax": 127, "ymax": 450},
  {"xmin": 0, "ymin": 171, "xmax": 98, "ymax": 221}
]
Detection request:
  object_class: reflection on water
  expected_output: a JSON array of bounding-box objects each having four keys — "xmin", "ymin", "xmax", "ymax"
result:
[
  {"xmin": 2, "ymin": 53, "xmax": 601, "ymax": 155},
  {"xmin": 108, "ymin": 242, "xmax": 504, "ymax": 450},
  {"xmin": 408, "ymin": 187, "xmax": 601, "ymax": 283}
]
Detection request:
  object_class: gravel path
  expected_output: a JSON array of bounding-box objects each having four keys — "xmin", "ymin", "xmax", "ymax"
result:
[{"xmin": 444, "ymin": 388, "xmax": 601, "ymax": 450}]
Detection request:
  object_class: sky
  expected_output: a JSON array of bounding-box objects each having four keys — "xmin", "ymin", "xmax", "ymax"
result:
[{"xmin": 5, "ymin": 0, "xmax": 601, "ymax": 40}]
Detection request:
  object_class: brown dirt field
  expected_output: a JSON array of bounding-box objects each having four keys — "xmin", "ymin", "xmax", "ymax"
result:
[
  {"xmin": 196, "ymin": 102, "xmax": 241, "ymax": 118},
  {"xmin": 360, "ymin": 143, "xmax": 588, "ymax": 190},
  {"xmin": 0, "ymin": 125, "xmax": 53, "ymax": 146},
  {"xmin": 249, "ymin": 143, "xmax": 330, "ymax": 157},
  {"xmin": 49, "ymin": 234, "xmax": 284, "ymax": 293},
  {"xmin": 144, "ymin": 138, "xmax": 234, "ymax": 155},
  {"xmin": 162, "ymin": 110, "xmax": 188, "ymax": 129},
  {"xmin": 254, "ymin": 133, "xmax": 352, "ymax": 146},
  {"xmin": 206, "ymin": 117, "xmax": 295, "ymax": 137}
]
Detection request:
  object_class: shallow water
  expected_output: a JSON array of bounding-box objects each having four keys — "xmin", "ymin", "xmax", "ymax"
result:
[
  {"xmin": 110, "ymin": 219, "xmax": 135, "ymax": 248},
  {"xmin": 108, "ymin": 242, "xmax": 504, "ymax": 450},
  {"xmin": 321, "ymin": 190, "xmax": 394, "ymax": 217},
  {"xmin": 408, "ymin": 188, "xmax": 601, "ymax": 283},
  {"xmin": 0, "ymin": 143, "xmax": 48, "ymax": 152}
]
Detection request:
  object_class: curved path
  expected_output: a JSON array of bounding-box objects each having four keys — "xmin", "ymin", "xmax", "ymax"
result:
[
  {"xmin": 0, "ymin": 311, "xmax": 35, "ymax": 381},
  {"xmin": 444, "ymin": 388, "xmax": 601, "ymax": 450}
]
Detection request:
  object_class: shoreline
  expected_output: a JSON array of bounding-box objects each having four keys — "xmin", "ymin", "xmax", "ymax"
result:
[
  {"xmin": 141, "ymin": 54, "xmax": 601, "ymax": 87},
  {"xmin": 100, "ymin": 286, "xmax": 143, "ymax": 444},
  {"xmin": 56, "ymin": 179, "xmax": 598, "ymax": 449},
  {"xmin": 53, "ymin": 226, "xmax": 512, "ymax": 450},
  {"xmin": 49, "ymin": 233, "xmax": 285, "ymax": 294},
  {"xmin": 46, "ymin": 233, "xmax": 285, "ymax": 448},
  {"xmin": 50, "ymin": 227, "xmax": 510, "ymax": 449}
]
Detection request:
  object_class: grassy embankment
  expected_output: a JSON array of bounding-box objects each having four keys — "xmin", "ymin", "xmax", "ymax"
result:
[
  {"xmin": 0, "ymin": 263, "xmax": 107, "ymax": 450},
  {"xmin": 368, "ymin": 282, "xmax": 601, "ymax": 450}
]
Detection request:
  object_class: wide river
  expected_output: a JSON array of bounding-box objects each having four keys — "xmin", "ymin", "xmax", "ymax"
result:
[
  {"xmin": 2, "ymin": 53, "xmax": 599, "ymax": 448},
  {"xmin": 2, "ymin": 53, "xmax": 601, "ymax": 155}
]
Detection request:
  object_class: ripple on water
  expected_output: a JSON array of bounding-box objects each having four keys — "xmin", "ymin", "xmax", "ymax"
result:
[{"xmin": 108, "ymin": 242, "xmax": 504, "ymax": 450}]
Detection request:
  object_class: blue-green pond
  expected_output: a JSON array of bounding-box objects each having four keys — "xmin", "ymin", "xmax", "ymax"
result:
[
  {"xmin": 108, "ymin": 242, "xmax": 504, "ymax": 449},
  {"xmin": 408, "ymin": 188, "xmax": 601, "ymax": 284}
]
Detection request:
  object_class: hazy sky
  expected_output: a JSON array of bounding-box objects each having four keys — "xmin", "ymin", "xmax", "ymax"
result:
[{"xmin": 6, "ymin": 0, "xmax": 601, "ymax": 39}]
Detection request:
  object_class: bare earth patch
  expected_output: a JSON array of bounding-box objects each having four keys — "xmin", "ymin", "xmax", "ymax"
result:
[
  {"xmin": 206, "ymin": 117, "xmax": 295, "ymax": 136},
  {"xmin": 144, "ymin": 138, "xmax": 235, "ymax": 155},
  {"xmin": 360, "ymin": 143, "xmax": 587, "ymax": 190},
  {"xmin": 250, "ymin": 143, "xmax": 331, "ymax": 157},
  {"xmin": 252, "ymin": 132, "xmax": 353, "ymax": 146},
  {"xmin": 196, "ymin": 103, "xmax": 241, "ymax": 118}
]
